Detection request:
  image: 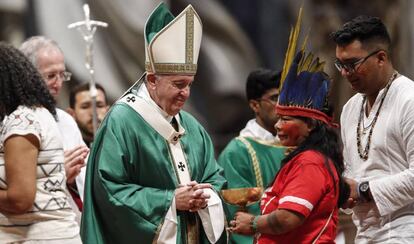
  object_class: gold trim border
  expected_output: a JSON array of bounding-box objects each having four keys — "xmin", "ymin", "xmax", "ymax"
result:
[
  {"xmin": 186, "ymin": 8, "xmax": 194, "ymax": 64},
  {"xmin": 145, "ymin": 62, "xmax": 197, "ymax": 75},
  {"xmin": 237, "ymin": 137, "xmax": 264, "ymax": 188}
]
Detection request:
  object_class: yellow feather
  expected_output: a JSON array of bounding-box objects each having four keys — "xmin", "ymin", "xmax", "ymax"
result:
[
  {"xmin": 279, "ymin": 6, "xmax": 326, "ymax": 89},
  {"xmin": 280, "ymin": 7, "xmax": 303, "ymax": 89}
]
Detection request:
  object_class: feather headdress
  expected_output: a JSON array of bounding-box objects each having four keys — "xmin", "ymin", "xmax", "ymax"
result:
[{"xmin": 277, "ymin": 7, "xmax": 335, "ymax": 127}]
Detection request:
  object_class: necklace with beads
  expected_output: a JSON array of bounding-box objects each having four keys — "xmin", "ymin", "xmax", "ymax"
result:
[{"xmin": 356, "ymin": 70, "xmax": 399, "ymax": 161}]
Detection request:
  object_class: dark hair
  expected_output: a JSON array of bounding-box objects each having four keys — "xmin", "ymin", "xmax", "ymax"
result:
[
  {"xmin": 246, "ymin": 69, "xmax": 281, "ymax": 101},
  {"xmin": 278, "ymin": 117, "xmax": 350, "ymax": 207},
  {"xmin": 69, "ymin": 83, "xmax": 107, "ymax": 108},
  {"xmin": 0, "ymin": 42, "xmax": 56, "ymax": 121},
  {"xmin": 330, "ymin": 16, "xmax": 391, "ymax": 52}
]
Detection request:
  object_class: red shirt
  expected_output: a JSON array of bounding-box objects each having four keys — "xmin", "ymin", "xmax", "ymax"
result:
[{"xmin": 258, "ymin": 150, "xmax": 338, "ymax": 244}]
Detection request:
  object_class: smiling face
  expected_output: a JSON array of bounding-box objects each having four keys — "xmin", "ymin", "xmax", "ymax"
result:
[
  {"xmin": 275, "ymin": 115, "xmax": 312, "ymax": 147},
  {"xmin": 335, "ymin": 40, "xmax": 386, "ymax": 96},
  {"xmin": 146, "ymin": 74, "xmax": 193, "ymax": 116}
]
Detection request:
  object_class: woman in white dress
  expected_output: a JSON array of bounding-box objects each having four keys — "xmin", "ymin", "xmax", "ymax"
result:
[{"xmin": 0, "ymin": 42, "xmax": 81, "ymax": 243}]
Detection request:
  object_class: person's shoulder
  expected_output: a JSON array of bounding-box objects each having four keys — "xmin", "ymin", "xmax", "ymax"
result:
[
  {"xmin": 179, "ymin": 110, "xmax": 197, "ymax": 121},
  {"xmin": 3, "ymin": 106, "xmax": 35, "ymax": 123},
  {"xmin": 294, "ymin": 150, "xmax": 325, "ymax": 165},
  {"xmin": 6, "ymin": 105, "xmax": 49, "ymax": 124},
  {"xmin": 393, "ymin": 75, "xmax": 414, "ymax": 99},
  {"xmin": 103, "ymin": 102, "xmax": 142, "ymax": 127},
  {"xmin": 342, "ymin": 93, "xmax": 362, "ymax": 113},
  {"xmin": 178, "ymin": 110, "xmax": 204, "ymax": 128},
  {"xmin": 11, "ymin": 105, "xmax": 35, "ymax": 115},
  {"xmin": 101, "ymin": 102, "xmax": 135, "ymax": 120},
  {"xmin": 222, "ymin": 137, "xmax": 248, "ymax": 152},
  {"xmin": 1, "ymin": 106, "xmax": 44, "ymax": 141},
  {"xmin": 217, "ymin": 137, "xmax": 250, "ymax": 165},
  {"xmin": 57, "ymin": 108, "xmax": 76, "ymax": 124},
  {"xmin": 56, "ymin": 108, "xmax": 81, "ymax": 131}
]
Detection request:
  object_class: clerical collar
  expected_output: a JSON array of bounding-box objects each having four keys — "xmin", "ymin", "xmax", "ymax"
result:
[
  {"xmin": 240, "ymin": 119, "xmax": 276, "ymax": 142},
  {"xmin": 135, "ymin": 82, "xmax": 174, "ymax": 122}
]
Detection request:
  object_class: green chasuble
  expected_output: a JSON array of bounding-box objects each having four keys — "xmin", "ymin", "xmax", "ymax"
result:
[
  {"xmin": 218, "ymin": 137, "xmax": 286, "ymax": 244},
  {"xmin": 81, "ymin": 103, "xmax": 227, "ymax": 244}
]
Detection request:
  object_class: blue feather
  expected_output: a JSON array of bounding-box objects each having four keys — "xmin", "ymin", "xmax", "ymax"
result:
[{"xmin": 279, "ymin": 51, "xmax": 331, "ymax": 112}]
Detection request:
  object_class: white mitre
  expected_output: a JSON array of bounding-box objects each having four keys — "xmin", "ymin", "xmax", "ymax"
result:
[{"xmin": 144, "ymin": 2, "xmax": 202, "ymax": 75}]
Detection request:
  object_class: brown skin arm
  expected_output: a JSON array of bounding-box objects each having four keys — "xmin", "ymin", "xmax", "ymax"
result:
[
  {"xmin": 0, "ymin": 134, "xmax": 39, "ymax": 214},
  {"xmin": 230, "ymin": 209, "xmax": 305, "ymax": 236}
]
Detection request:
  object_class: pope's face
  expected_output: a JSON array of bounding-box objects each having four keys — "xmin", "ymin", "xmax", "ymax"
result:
[{"xmin": 148, "ymin": 74, "xmax": 194, "ymax": 116}]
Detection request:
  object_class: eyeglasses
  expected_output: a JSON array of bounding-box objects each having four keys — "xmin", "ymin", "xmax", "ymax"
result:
[
  {"xmin": 43, "ymin": 71, "xmax": 72, "ymax": 82},
  {"xmin": 258, "ymin": 94, "xmax": 279, "ymax": 104},
  {"xmin": 334, "ymin": 50, "xmax": 382, "ymax": 73}
]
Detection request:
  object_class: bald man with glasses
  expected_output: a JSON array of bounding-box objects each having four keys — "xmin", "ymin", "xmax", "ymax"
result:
[{"xmin": 20, "ymin": 36, "xmax": 89, "ymax": 224}]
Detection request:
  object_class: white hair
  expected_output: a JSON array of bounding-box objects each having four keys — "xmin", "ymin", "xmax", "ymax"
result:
[{"xmin": 19, "ymin": 36, "xmax": 63, "ymax": 68}]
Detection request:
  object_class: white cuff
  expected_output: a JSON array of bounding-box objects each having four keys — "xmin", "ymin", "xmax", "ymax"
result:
[
  {"xmin": 197, "ymin": 188, "xmax": 225, "ymax": 243},
  {"xmin": 157, "ymin": 197, "xmax": 178, "ymax": 244}
]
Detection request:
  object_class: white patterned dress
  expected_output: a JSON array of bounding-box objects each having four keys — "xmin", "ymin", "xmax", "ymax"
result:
[{"xmin": 0, "ymin": 106, "xmax": 80, "ymax": 243}]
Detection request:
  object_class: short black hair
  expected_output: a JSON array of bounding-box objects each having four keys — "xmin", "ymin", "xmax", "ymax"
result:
[
  {"xmin": 246, "ymin": 69, "xmax": 281, "ymax": 101},
  {"xmin": 69, "ymin": 83, "xmax": 107, "ymax": 108},
  {"xmin": 330, "ymin": 16, "xmax": 391, "ymax": 51},
  {"xmin": 0, "ymin": 42, "xmax": 56, "ymax": 121}
]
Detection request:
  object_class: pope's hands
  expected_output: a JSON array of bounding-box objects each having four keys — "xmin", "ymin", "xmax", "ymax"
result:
[{"xmin": 175, "ymin": 181, "xmax": 211, "ymax": 212}]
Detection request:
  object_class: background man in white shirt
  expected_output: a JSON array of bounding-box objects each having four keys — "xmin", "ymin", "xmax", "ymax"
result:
[{"xmin": 20, "ymin": 36, "xmax": 89, "ymax": 221}]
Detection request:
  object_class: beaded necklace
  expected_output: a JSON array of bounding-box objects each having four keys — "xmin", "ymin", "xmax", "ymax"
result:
[{"xmin": 356, "ymin": 70, "xmax": 399, "ymax": 161}]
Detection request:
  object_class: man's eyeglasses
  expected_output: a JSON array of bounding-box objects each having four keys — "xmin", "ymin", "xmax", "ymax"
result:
[
  {"xmin": 334, "ymin": 50, "xmax": 382, "ymax": 73},
  {"xmin": 258, "ymin": 94, "xmax": 279, "ymax": 104},
  {"xmin": 43, "ymin": 71, "xmax": 72, "ymax": 82}
]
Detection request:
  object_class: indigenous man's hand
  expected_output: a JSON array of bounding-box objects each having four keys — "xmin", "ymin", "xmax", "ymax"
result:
[
  {"xmin": 229, "ymin": 211, "xmax": 255, "ymax": 236},
  {"xmin": 342, "ymin": 177, "xmax": 358, "ymax": 209},
  {"xmin": 64, "ymin": 145, "xmax": 89, "ymax": 184}
]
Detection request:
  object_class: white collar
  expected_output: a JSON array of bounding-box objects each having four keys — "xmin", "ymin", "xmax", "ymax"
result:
[
  {"xmin": 239, "ymin": 119, "xmax": 276, "ymax": 142},
  {"xmin": 136, "ymin": 82, "xmax": 175, "ymax": 123}
]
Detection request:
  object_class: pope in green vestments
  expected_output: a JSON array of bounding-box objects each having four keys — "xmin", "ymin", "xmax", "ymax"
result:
[
  {"xmin": 81, "ymin": 3, "xmax": 227, "ymax": 244},
  {"xmin": 81, "ymin": 102, "xmax": 226, "ymax": 243}
]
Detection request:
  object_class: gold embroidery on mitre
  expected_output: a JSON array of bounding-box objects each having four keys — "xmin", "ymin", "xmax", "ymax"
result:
[
  {"xmin": 145, "ymin": 63, "xmax": 197, "ymax": 74},
  {"xmin": 186, "ymin": 8, "xmax": 194, "ymax": 64}
]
